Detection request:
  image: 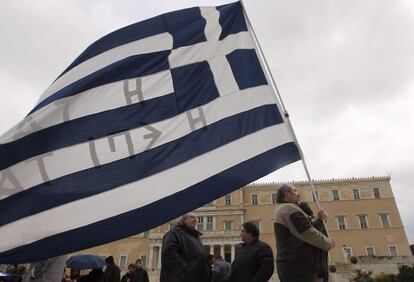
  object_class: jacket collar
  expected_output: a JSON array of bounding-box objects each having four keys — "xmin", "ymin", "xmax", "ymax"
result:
[
  {"xmin": 241, "ymin": 238, "xmax": 258, "ymax": 247},
  {"xmin": 177, "ymin": 223, "xmax": 203, "ymax": 237}
]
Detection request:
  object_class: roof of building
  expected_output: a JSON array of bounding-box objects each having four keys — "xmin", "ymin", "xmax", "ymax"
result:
[{"xmin": 247, "ymin": 175, "xmax": 391, "ymax": 188}]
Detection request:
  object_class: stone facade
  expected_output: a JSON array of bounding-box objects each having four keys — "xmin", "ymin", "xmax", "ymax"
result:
[{"xmin": 76, "ymin": 176, "xmax": 412, "ymax": 281}]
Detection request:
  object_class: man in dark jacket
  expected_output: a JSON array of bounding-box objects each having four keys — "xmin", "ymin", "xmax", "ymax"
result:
[
  {"xmin": 273, "ymin": 184, "xmax": 335, "ymax": 282},
  {"xmin": 160, "ymin": 213, "xmax": 211, "ymax": 282},
  {"xmin": 104, "ymin": 256, "xmax": 120, "ymax": 282},
  {"xmin": 134, "ymin": 259, "xmax": 149, "ymax": 282},
  {"xmin": 229, "ymin": 221, "xmax": 274, "ymax": 282},
  {"xmin": 120, "ymin": 264, "xmax": 136, "ymax": 282}
]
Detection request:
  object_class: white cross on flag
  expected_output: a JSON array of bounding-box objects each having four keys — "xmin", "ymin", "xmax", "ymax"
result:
[{"xmin": 0, "ymin": 1, "xmax": 301, "ymax": 263}]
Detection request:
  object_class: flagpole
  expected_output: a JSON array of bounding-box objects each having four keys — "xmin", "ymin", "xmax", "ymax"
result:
[{"xmin": 240, "ymin": 0, "xmax": 328, "ymax": 228}]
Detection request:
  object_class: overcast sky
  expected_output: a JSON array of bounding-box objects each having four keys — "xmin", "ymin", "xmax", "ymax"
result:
[{"xmin": 1, "ymin": 0, "xmax": 413, "ymax": 244}]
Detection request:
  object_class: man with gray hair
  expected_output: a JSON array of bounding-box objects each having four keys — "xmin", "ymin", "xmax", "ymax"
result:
[
  {"xmin": 160, "ymin": 213, "xmax": 211, "ymax": 282},
  {"xmin": 273, "ymin": 184, "xmax": 335, "ymax": 282}
]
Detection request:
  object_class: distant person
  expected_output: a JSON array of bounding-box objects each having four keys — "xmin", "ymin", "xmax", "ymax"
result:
[
  {"xmin": 160, "ymin": 213, "xmax": 211, "ymax": 282},
  {"xmin": 229, "ymin": 221, "xmax": 274, "ymax": 282},
  {"xmin": 355, "ymin": 269, "xmax": 373, "ymax": 282},
  {"xmin": 212, "ymin": 255, "xmax": 231, "ymax": 282},
  {"xmin": 104, "ymin": 256, "xmax": 120, "ymax": 282},
  {"xmin": 22, "ymin": 255, "xmax": 67, "ymax": 282},
  {"xmin": 120, "ymin": 264, "xmax": 135, "ymax": 282},
  {"xmin": 134, "ymin": 259, "xmax": 149, "ymax": 282},
  {"xmin": 273, "ymin": 184, "xmax": 334, "ymax": 282},
  {"xmin": 67, "ymin": 268, "xmax": 81, "ymax": 281}
]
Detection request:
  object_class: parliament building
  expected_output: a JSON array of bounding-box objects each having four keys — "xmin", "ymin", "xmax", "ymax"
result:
[{"xmin": 77, "ymin": 176, "xmax": 412, "ymax": 280}]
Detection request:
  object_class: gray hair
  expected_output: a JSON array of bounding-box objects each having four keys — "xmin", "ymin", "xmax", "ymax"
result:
[
  {"xmin": 178, "ymin": 212, "xmax": 196, "ymax": 224},
  {"xmin": 276, "ymin": 184, "xmax": 294, "ymax": 203}
]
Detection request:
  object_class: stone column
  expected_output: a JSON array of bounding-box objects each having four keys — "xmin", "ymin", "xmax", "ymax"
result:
[
  {"xmin": 210, "ymin": 245, "xmax": 214, "ymax": 255},
  {"xmin": 220, "ymin": 245, "xmax": 225, "ymax": 258},
  {"xmin": 231, "ymin": 244, "xmax": 235, "ymax": 262},
  {"xmin": 157, "ymin": 246, "xmax": 162, "ymax": 269},
  {"xmin": 148, "ymin": 246, "xmax": 154, "ymax": 269}
]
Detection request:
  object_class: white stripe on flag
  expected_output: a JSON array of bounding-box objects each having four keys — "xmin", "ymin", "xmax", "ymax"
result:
[
  {"xmin": 2, "ymin": 85, "xmax": 275, "ymax": 193},
  {"xmin": 36, "ymin": 33, "xmax": 173, "ymax": 106},
  {"xmin": 169, "ymin": 32, "xmax": 254, "ymax": 68},
  {"xmin": 0, "ymin": 123, "xmax": 293, "ymax": 253},
  {"xmin": 0, "ymin": 70, "xmax": 174, "ymax": 144},
  {"xmin": 200, "ymin": 7, "xmax": 242, "ymax": 96},
  {"xmin": 200, "ymin": 7, "xmax": 222, "ymax": 41},
  {"xmin": 208, "ymin": 56, "xmax": 240, "ymax": 96}
]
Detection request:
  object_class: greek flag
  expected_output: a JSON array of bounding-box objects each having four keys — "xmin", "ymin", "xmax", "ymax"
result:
[{"xmin": 0, "ymin": 2, "xmax": 300, "ymax": 263}]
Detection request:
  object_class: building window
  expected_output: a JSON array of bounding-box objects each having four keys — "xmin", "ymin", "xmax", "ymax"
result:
[
  {"xmin": 197, "ymin": 216, "xmax": 214, "ymax": 231},
  {"xmin": 119, "ymin": 255, "xmax": 128, "ymax": 270},
  {"xmin": 366, "ymin": 246, "xmax": 375, "ymax": 256},
  {"xmin": 225, "ymin": 194, "xmax": 232, "ymax": 206},
  {"xmin": 169, "ymin": 223, "xmax": 175, "ymax": 230},
  {"xmin": 251, "ymin": 194, "xmax": 258, "ymax": 205},
  {"xmin": 312, "ymin": 190, "xmax": 320, "ymax": 202},
  {"xmin": 197, "ymin": 217, "xmax": 204, "ymax": 231},
  {"xmin": 143, "ymin": 230, "xmax": 150, "ymax": 237},
  {"xmin": 272, "ymin": 193, "xmax": 277, "ymax": 204},
  {"xmin": 379, "ymin": 214, "xmax": 390, "ymax": 228},
  {"xmin": 251, "ymin": 220, "xmax": 261, "ymax": 231},
  {"xmin": 336, "ymin": 216, "xmax": 347, "ymax": 230},
  {"xmin": 224, "ymin": 221, "xmax": 233, "ymax": 231},
  {"xmin": 343, "ymin": 247, "xmax": 353, "ymax": 261},
  {"xmin": 352, "ymin": 188, "xmax": 360, "ymax": 200},
  {"xmin": 332, "ymin": 189, "xmax": 340, "ymax": 201},
  {"xmin": 358, "ymin": 215, "xmax": 369, "ymax": 229},
  {"xmin": 206, "ymin": 216, "xmax": 214, "ymax": 231},
  {"xmin": 388, "ymin": 246, "xmax": 398, "ymax": 256},
  {"xmin": 373, "ymin": 187, "xmax": 381, "ymax": 199},
  {"xmin": 140, "ymin": 255, "xmax": 147, "ymax": 267}
]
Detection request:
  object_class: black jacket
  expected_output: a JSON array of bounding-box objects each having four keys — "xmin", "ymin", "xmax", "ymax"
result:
[
  {"xmin": 81, "ymin": 269, "xmax": 104, "ymax": 282},
  {"xmin": 104, "ymin": 264, "xmax": 120, "ymax": 282},
  {"xmin": 229, "ymin": 239, "xmax": 274, "ymax": 282},
  {"xmin": 120, "ymin": 269, "xmax": 148, "ymax": 282},
  {"xmin": 134, "ymin": 268, "xmax": 149, "ymax": 282},
  {"xmin": 160, "ymin": 224, "xmax": 210, "ymax": 282},
  {"xmin": 120, "ymin": 272, "xmax": 134, "ymax": 282}
]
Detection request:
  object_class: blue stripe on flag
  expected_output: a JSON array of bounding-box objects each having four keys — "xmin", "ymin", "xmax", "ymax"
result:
[
  {"xmin": 165, "ymin": 7, "xmax": 206, "ymax": 49},
  {"xmin": 0, "ymin": 142, "xmax": 300, "ymax": 264},
  {"xmin": 227, "ymin": 49, "xmax": 268, "ymax": 90},
  {"xmin": 172, "ymin": 61, "xmax": 220, "ymax": 112},
  {"xmin": 218, "ymin": 2, "xmax": 247, "ymax": 40},
  {"xmin": 0, "ymin": 105, "xmax": 282, "ymax": 227},
  {"xmin": 31, "ymin": 51, "xmax": 171, "ymax": 114},
  {"xmin": 0, "ymin": 93, "xmax": 178, "ymax": 170}
]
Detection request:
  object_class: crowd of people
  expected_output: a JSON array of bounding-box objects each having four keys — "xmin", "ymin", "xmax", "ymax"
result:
[
  {"xmin": 2, "ymin": 183, "xmax": 340, "ymax": 282},
  {"xmin": 60, "ymin": 257, "xmax": 149, "ymax": 282},
  {"xmin": 159, "ymin": 183, "xmax": 335, "ymax": 282}
]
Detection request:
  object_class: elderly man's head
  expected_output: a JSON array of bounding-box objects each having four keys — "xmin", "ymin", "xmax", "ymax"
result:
[
  {"xmin": 179, "ymin": 212, "xmax": 197, "ymax": 230},
  {"xmin": 276, "ymin": 184, "xmax": 299, "ymax": 204}
]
